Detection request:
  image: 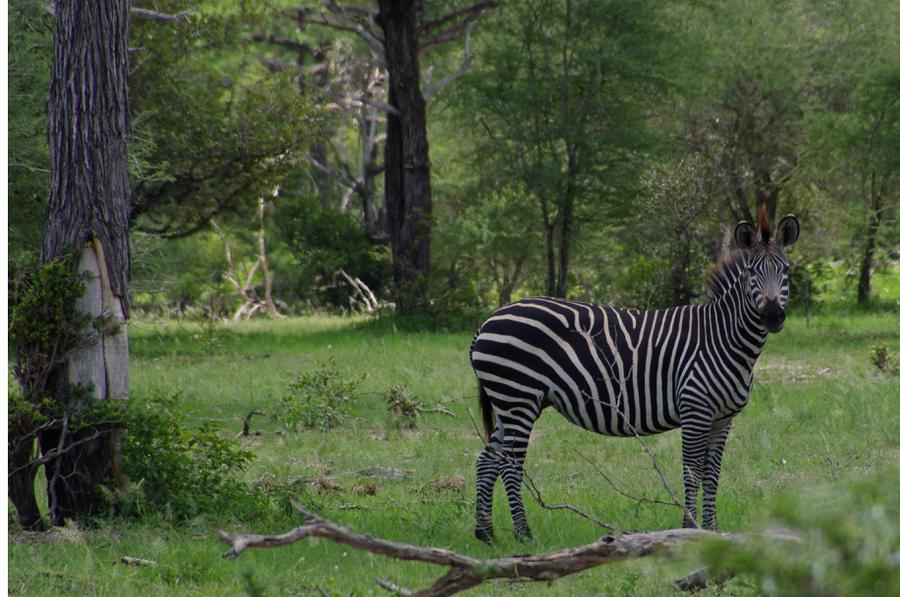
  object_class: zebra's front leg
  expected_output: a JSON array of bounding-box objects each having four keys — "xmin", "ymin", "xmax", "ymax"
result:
[
  {"xmin": 701, "ymin": 417, "xmax": 733, "ymax": 530},
  {"xmin": 680, "ymin": 413, "xmax": 712, "ymax": 528}
]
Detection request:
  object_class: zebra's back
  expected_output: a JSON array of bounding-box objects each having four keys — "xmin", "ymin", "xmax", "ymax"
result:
[{"xmin": 471, "ymin": 297, "xmax": 702, "ymax": 436}]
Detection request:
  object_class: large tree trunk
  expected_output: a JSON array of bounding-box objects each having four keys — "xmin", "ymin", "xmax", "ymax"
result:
[
  {"xmin": 857, "ymin": 180, "xmax": 885, "ymax": 306},
  {"xmin": 40, "ymin": 0, "xmax": 131, "ymax": 524},
  {"xmin": 377, "ymin": 0, "xmax": 433, "ymax": 313}
]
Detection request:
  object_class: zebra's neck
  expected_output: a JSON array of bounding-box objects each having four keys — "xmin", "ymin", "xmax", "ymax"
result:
[{"xmin": 703, "ymin": 261, "xmax": 768, "ymax": 371}]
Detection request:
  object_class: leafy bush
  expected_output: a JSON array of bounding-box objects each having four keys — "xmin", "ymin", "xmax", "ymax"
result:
[
  {"xmin": 276, "ymin": 358, "xmax": 362, "ymax": 431},
  {"xmin": 698, "ymin": 466, "xmax": 900, "ymax": 595},
  {"xmin": 385, "ymin": 384, "xmax": 423, "ymax": 429},
  {"xmin": 122, "ymin": 392, "xmax": 264, "ymax": 521},
  {"xmin": 870, "ymin": 343, "xmax": 895, "ymax": 373},
  {"xmin": 9, "ymin": 253, "xmax": 89, "ymax": 403}
]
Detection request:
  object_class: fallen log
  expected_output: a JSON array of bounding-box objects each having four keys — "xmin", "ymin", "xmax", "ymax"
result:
[{"xmin": 220, "ymin": 501, "xmax": 799, "ymax": 596}]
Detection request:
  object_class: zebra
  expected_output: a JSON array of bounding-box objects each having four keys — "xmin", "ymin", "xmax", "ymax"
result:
[{"xmin": 470, "ymin": 209, "xmax": 800, "ymax": 541}]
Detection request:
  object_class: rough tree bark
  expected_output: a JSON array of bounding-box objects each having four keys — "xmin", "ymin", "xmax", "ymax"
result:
[
  {"xmin": 39, "ymin": 0, "xmax": 132, "ymax": 524},
  {"xmin": 377, "ymin": 0, "xmax": 433, "ymax": 313}
]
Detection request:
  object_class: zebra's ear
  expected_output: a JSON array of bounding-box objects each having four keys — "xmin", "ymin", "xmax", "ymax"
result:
[
  {"xmin": 734, "ymin": 221, "xmax": 757, "ymax": 250},
  {"xmin": 777, "ymin": 215, "xmax": 800, "ymax": 247}
]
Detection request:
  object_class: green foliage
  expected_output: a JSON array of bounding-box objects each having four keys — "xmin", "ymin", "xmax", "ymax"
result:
[
  {"xmin": 279, "ymin": 193, "xmax": 390, "ymax": 307},
  {"xmin": 128, "ymin": 2, "xmax": 323, "ymax": 237},
  {"xmin": 433, "ymin": 184, "xmax": 542, "ymax": 309},
  {"xmin": 121, "ymin": 392, "xmax": 262, "ymax": 521},
  {"xmin": 698, "ymin": 467, "xmax": 900, "ymax": 595},
  {"xmin": 9, "ymin": 253, "xmax": 89, "ymax": 403},
  {"xmin": 385, "ymin": 384, "xmax": 422, "ymax": 430},
  {"xmin": 130, "ymin": 230, "xmax": 240, "ymax": 318},
  {"xmin": 451, "ymin": 0, "xmax": 669, "ymax": 298},
  {"xmin": 8, "ymin": 0, "xmax": 52, "ymax": 268},
  {"xmin": 635, "ymin": 155, "xmax": 716, "ymax": 307},
  {"xmin": 276, "ymin": 357, "xmax": 363, "ymax": 430}
]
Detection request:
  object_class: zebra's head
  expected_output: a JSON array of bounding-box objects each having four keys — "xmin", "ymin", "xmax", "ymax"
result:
[{"xmin": 733, "ymin": 209, "xmax": 800, "ymax": 333}]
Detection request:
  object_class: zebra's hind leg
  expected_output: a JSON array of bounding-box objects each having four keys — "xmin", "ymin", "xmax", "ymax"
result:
[
  {"xmin": 496, "ymin": 408, "xmax": 539, "ymax": 541},
  {"xmin": 474, "ymin": 431, "xmax": 503, "ymax": 542}
]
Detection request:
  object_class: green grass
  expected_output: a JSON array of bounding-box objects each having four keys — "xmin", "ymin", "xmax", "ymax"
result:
[{"xmin": 9, "ymin": 309, "xmax": 900, "ymax": 595}]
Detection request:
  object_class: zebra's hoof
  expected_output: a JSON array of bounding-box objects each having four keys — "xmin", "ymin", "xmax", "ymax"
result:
[
  {"xmin": 514, "ymin": 529, "xmax": 534, "ymax": 543},
  {"xmin": 475, "ymin": 527, "xmax": 494, "ymax": 543}
]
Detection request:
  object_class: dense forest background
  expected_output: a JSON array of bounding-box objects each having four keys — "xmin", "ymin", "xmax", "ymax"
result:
[{"xmin": 9, "ymin": 0, "xmax": 899, "ymax": 321}]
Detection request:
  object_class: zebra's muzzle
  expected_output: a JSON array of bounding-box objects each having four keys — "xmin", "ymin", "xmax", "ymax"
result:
[{"xmin": 761, "ymin": 300, "xmax": 785, "ymax": 333}]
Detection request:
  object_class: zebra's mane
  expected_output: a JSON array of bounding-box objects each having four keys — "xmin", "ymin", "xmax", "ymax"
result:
[{"xmin": 706, "ymin": 249, "xmax": 748, "ymax": 301}]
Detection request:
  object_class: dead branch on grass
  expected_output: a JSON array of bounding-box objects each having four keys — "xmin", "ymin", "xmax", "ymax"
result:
[
  {"xmin": 237, "ymin": 410, "xmax": 265, "ymax": 437},
  {"xmin": 220, "ymin": 501, "xmax": 799, "ymax": 596}
]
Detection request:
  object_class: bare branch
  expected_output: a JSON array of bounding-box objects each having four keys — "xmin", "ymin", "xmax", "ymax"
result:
[
  {"xmin": 377, "ymin": 579, "xmax": 413, "ymax": 596},
  {"xmin": 221, "ymin": 503, "xmax": 800, "ymax": 596},
  {"xmin": 419, "ymin": 1, "xmax": 498, "ymax": 53},
  {"xmin": 422, "ymin": 23, "xmax": 474, "ymax": 102},
  {"xmin": 8, "ymin": 427, "xmax": 112, "ymax": 478},
  {"xmin": 420, "ymin": 1, "xmax": 499, "ymax": 35},
  {"xmin": 130, "ymin": 6, "xmax": 197, "ymax": 21},
  {"xmin": 286, "ymin": 4, "xmax": 384, "ymax": 55},
  {"xmin": 251, "ymin": 32, "xmax": 312, "ymax": 55},
  {"xmin": 569, "ymin": 443, "xmax": 683, "ymax": 510}
]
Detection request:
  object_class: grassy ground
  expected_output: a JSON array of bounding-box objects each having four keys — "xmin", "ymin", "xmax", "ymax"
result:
[{"xmin": 8, "ymin": 307, "xmax": 900, "ymax": 595}]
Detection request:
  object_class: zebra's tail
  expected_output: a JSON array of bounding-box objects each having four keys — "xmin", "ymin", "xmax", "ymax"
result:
[{"xmin": 477, "ymin": 380, "xmax": 494, "ymax": 440}]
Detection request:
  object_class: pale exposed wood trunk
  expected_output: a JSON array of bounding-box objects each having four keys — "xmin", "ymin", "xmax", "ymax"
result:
[
  {"xmin": 377, "ymin": 0, "xmax": 433, "ymax": 313},
  {"xmin": 40, "ymin": 0, "xmax": 131, "ymax": 524}
]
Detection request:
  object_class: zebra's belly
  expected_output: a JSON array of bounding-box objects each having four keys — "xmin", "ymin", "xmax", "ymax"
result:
[{"xmin": 546, "ymin": 387, "xmax": 682, "ymax": 438}]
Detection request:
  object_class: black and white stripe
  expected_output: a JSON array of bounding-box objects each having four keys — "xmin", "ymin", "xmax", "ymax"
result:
[{"xmin": 471, "ymin": 215, "xmax": 799, "ymax": 541}]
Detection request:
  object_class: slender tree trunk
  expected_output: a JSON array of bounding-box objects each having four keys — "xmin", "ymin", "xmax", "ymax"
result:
[
  {"xmin": 670, "ymin": 243, "xmax": 693, "ymax": 306},
  {"xmin": 553, "ymin": 0, "xmax": 575, "ymax": 300},
  {"xmin": 257, "ymin": 197, "xmax": 283, "ymax": 318},
  {"xmin": 857, "ymin": 180, "xmax": 885, "ymax": 306},
  {"xmin": 555, "ymin": 143, "xmax": 578, "ymax": 299},
  {"xmin": 377, "ymin": 0, "xmax": 433, "ymax": 313},
  {"xmin": 545, "ymin": 223, "xmax": 557, "ymax": 297},
  {"xmin": 40, "ymin": 0, "xmax": 131, "ymax": 524}
]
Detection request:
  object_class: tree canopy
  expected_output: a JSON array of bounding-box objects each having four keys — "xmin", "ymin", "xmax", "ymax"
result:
[{"xmin": 8, "ymin": 0, "xmax": 899, "ymax": 315}]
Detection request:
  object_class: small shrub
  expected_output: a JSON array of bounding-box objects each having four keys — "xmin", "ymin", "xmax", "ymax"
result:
[
  {"xmin": 385, "ymin": 384, "xmax": 423, "ymax": 429},
  {"xmin": 869, "ymin": 343, "xmax": 894, "ymax": 373},
  {"xmin": 122, "ymin": 392, "xmax": 264, "ymax": 521},
  {"xmin": 277, "ymin": 357, "xmax": 361, "ymax": 431}
]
